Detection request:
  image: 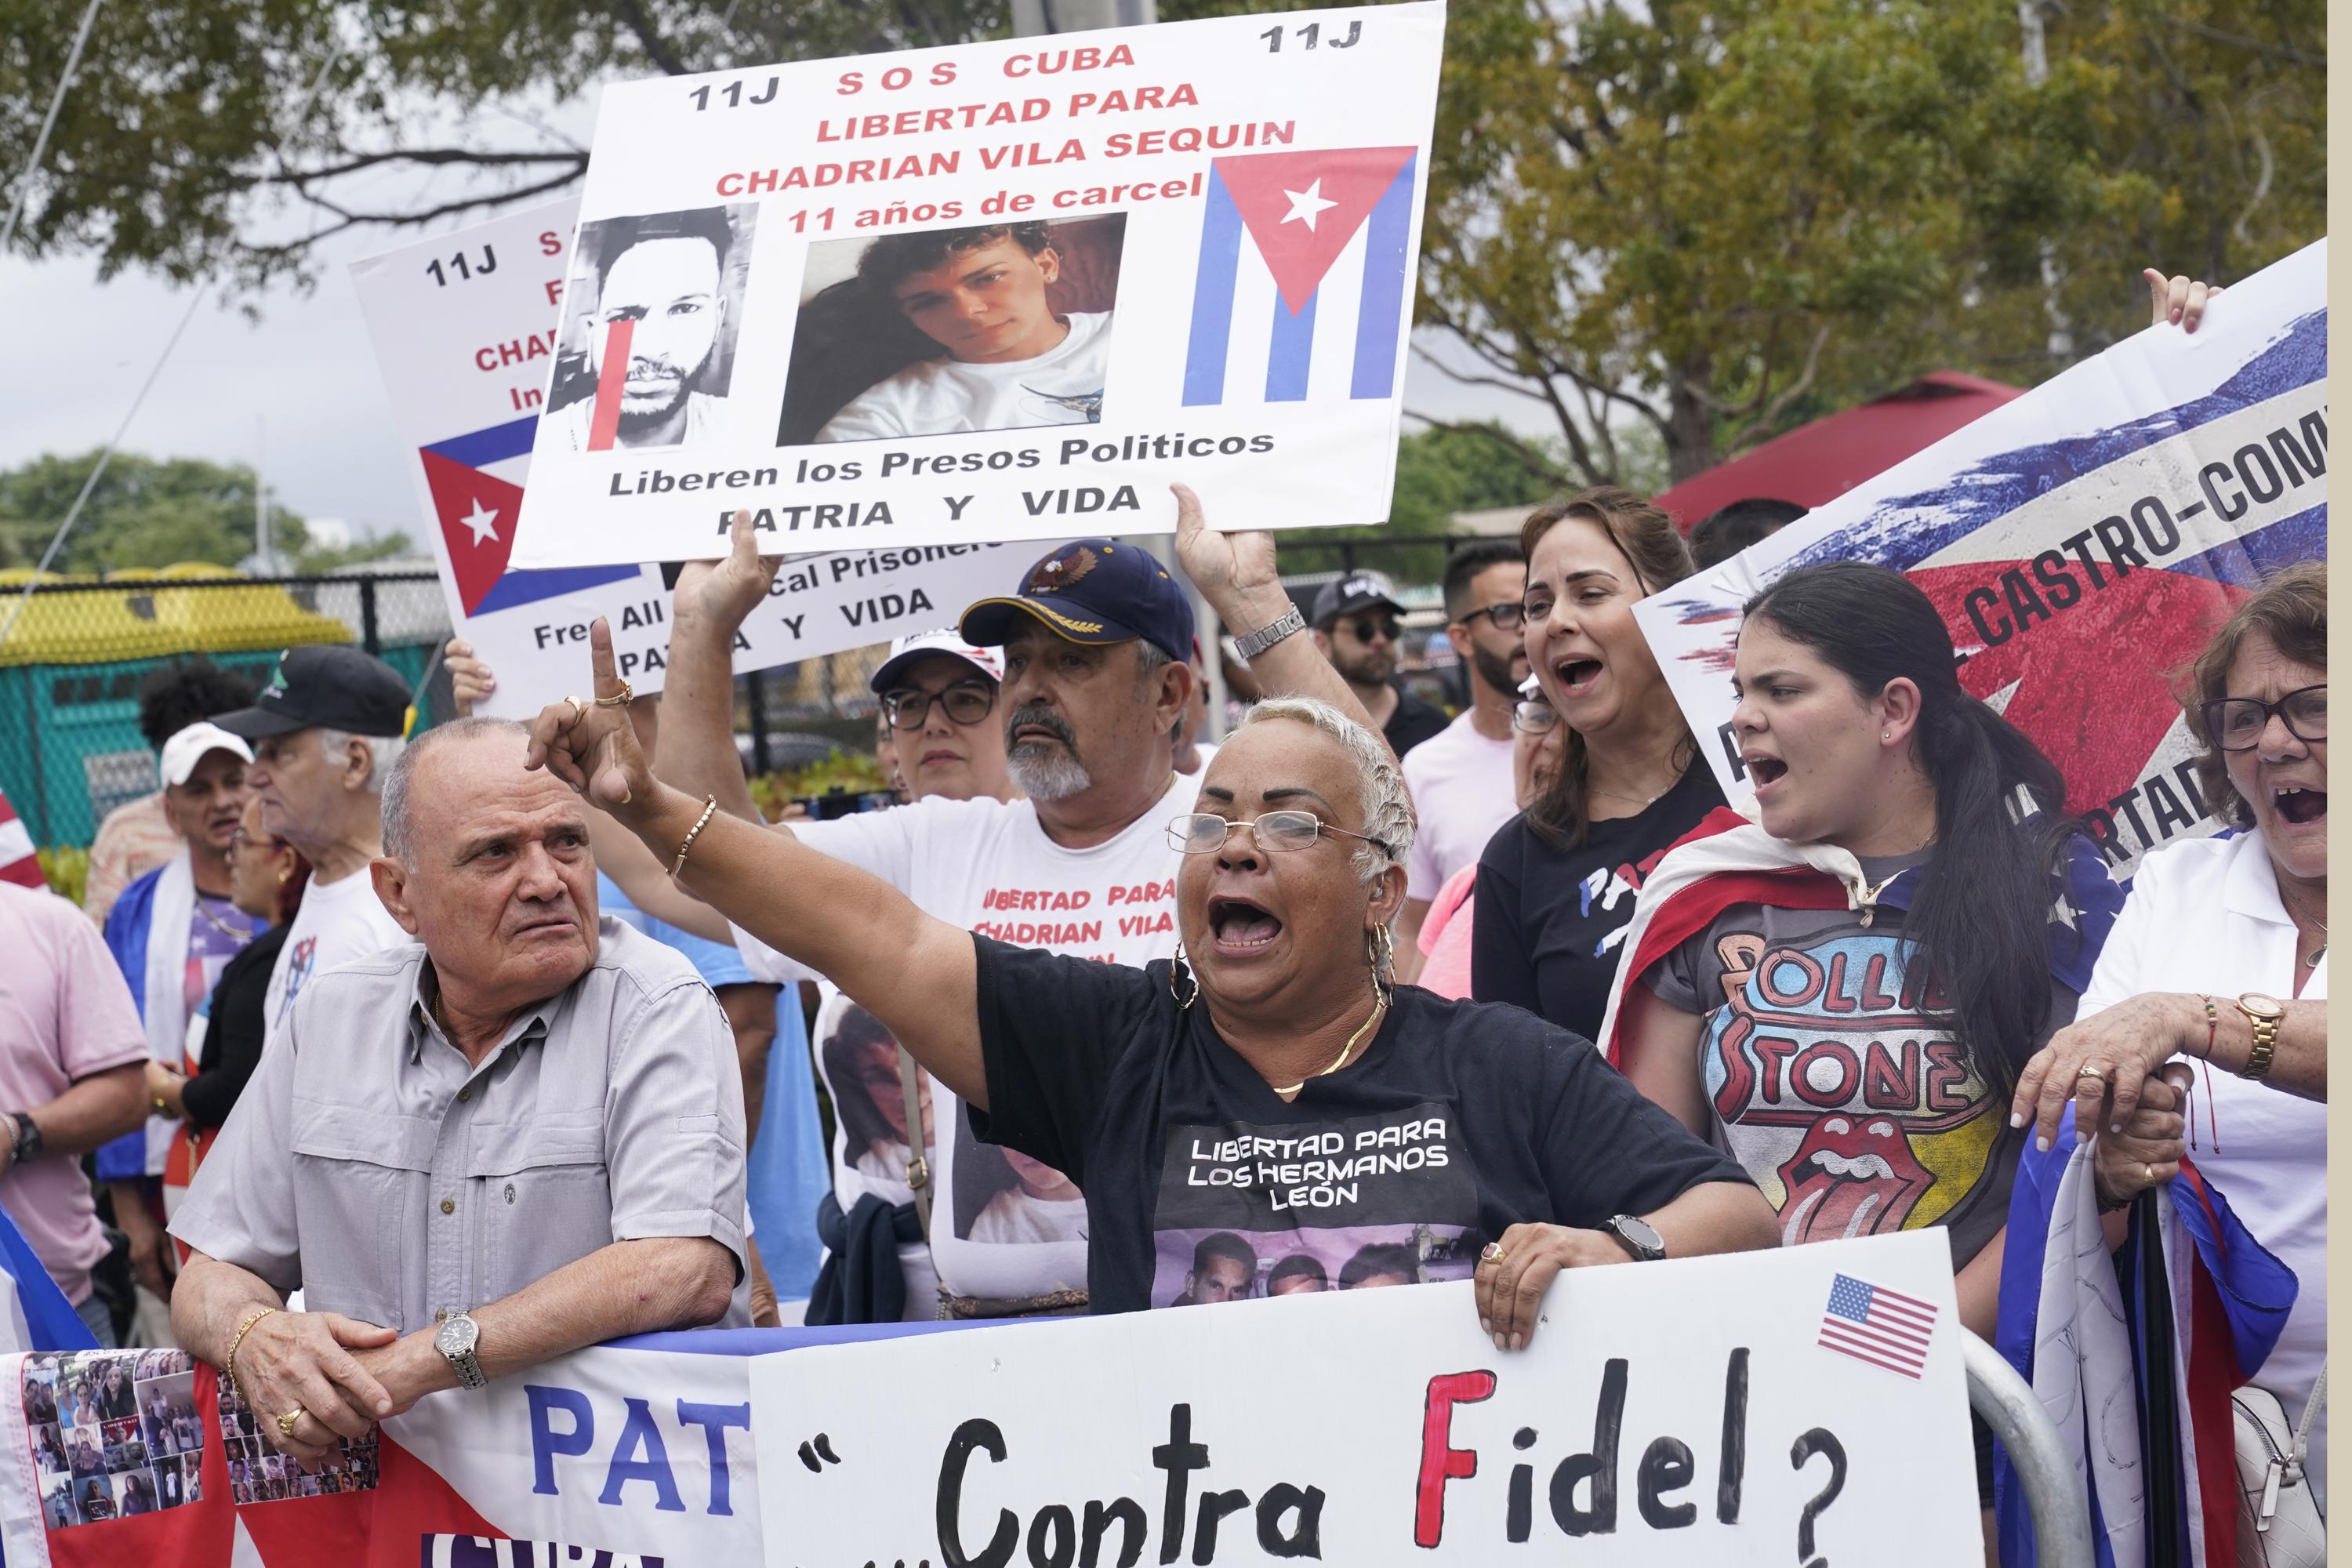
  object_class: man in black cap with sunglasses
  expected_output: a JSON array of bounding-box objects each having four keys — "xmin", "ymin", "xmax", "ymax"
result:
[{"xmin": 1309, "ymin": 570, "xmax": 1449, "ymax": 759}]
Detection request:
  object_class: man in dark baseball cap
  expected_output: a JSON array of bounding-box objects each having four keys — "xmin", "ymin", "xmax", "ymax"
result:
[
  {"xmin": 957, "ymin": 539, "xmax": 1196, "ymax": 810},
  {"xmin": 1307, "ymin": 569, "xmax": 1448, "ymax": 757},
  {"xmin": 212, "ymin": 644, "xmax": 415, "ymax": 1049}
]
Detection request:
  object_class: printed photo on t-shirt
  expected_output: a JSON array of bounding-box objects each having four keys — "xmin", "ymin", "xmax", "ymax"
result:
[
  {"xmin": 952, "ymin": 1116, "xmax": 1087, "ymax": 1245},
  {"xmin": 1147, "ymin": 1103, "xmax": 1483, "ymax": 1310},
  {"xmin": 781, "ymin": 215, "xmax": 1124, "ymax": 445},
  {"xmin": 814, "ymin": 996, "xmax": 935, "ymax": 1205}
]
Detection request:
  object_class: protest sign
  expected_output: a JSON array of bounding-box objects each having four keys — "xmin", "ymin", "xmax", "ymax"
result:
[
  {"xmin": 0, "ymin": 1326, "xmax": 951, "ymax": 1568},
  {"xmin": 1634, "ymin": 239, "xmax": 2326, "ymax": 878},
  {"xmin": 752, "ymin": 1230, "xmax": 1978, "ymax": 1566},
  {"xmin": 505, "ymin": 2, "xmax": 1446, "ymax": 572},
  {"xmin": 349, "ymin": 201, "xmax": 1063, "ymax": 718}
]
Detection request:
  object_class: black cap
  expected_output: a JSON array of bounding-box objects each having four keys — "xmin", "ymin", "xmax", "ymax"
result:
[
  {"xmin": 959, "ymin": 540, "xmax": 1194, "ymax": 663},
  {"xmin": 212, "ymin": 645, "xmax": 414, "ymax": 740},
  {"xmin": 1308, "ymin": 569, "xmax": 1404, "ymax": 629}
]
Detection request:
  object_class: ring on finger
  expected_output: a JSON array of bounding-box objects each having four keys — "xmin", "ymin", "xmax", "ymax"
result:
[
  {"xmin": 2146, "ymin": 1163, "xmax": 2157, "ymax": 1187},
  {"xmin": 592, "ymin": 680, "xmax": 634, "ymax": 708},
  {"xmin": 2075, "ymin": 1065, "xmax": 2106, "ymax": 1083},
  {"xmin": 1479, "ymin": 1241, "xmax": 1507, "ymax": 1267},
  {"xmin": 275, "ymin": 1407, "xmax": 303, "ymax": 1439},
  {"xmin": 564, "ymin": 695, "xmax": 588, "ymax": 722}
]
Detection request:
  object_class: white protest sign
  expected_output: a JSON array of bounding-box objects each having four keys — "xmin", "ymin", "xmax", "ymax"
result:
[
  {"xmin": 1633, "ymin": 239, "xmax": 2326, "ymax": 879},
  {"xmin": 506, "ymin": 2, "xmax": 1446, "ymax": 572},
  {"xmin": 348, "ymin": 201, "xmax": 1062, "ymax": 718},
  {"xmin": 751, "ymin": 1231, "xmax": 1978, "ymax": 1566}
]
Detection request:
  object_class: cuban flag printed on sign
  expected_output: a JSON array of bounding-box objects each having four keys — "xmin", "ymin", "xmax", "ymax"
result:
[
  {"xmin": 1181, "ymin": 147, "xmax": 1418, "ymax": 407},
  {"xmin": 423, "ymin": 415, "xmax": 638, "ymax": 617}
]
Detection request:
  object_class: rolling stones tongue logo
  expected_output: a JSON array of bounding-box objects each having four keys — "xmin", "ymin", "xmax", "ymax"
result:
[{"xmin": 1701, "ymin": 929, "xmax": 1998, "ymax": 1239}]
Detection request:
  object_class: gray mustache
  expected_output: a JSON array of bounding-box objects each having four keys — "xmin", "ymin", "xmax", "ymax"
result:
[{"xmin": 1007, "ymin": 703, "xmax": 1079, "ymax": 753}]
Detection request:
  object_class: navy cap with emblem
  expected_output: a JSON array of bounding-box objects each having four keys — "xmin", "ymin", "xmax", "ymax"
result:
[
  {"xmin": 959, "ymin": 539, "xmax": 1193, "ymax": 663},
  {"xmin": 212, "ymin": 644, "xmax": 415, "ymax": 740}
]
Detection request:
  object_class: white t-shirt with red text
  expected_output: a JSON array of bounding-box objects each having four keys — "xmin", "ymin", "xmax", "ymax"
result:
[{"xmin": 734, "ymin": 771, "xmax": 1189, "ymax": 1302}]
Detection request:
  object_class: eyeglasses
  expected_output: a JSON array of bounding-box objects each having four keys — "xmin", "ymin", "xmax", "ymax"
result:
[
  {"xmin": 880, "ymin": 680, "xmax": 996, "ymax": 731},
  {"xmin": 225, "ymin": 829, "xmax": 282, "ymax": 861},
  {"xmin": 2201, "ymin": 684, "xmax": 2325, "ymax": 751},
  {"xmin": 1457, "ymin": 602, "xmax": 1526, "ymax": 633},
  {"xmin": 1166, "ymin": 811, "xmax": 1392, "ymax": 858},
  {"xmin": 1512, "ymin": 699, "xmax": 1559, "ymax": 735},
  {"xmin": 1342, "ymin": 617, "xmax": 1401, "ymax": 645}
]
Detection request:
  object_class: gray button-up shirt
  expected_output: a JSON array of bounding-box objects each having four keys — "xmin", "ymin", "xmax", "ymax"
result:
[{"xmin": 172, "ymin": 918, "xmax": 750, "ymax": 1333}]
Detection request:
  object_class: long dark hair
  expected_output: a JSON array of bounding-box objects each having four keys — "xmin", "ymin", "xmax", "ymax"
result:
[
  {"xmin": 1742, "ymin": 562, "xmax": 2078, "ymax": 1087},
  {"xmin": 1519, "ymin": 488, "xmax": 1701, "ymax": 851}
]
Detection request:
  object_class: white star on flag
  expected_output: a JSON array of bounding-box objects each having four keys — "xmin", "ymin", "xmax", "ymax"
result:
[
  {"xmin": 1279, "ymin": 179, "xmax": 1338, "ymax": 230},
  {"xmin": 458, "ymin": 499, "xmax": 500, "ymax": 545}
]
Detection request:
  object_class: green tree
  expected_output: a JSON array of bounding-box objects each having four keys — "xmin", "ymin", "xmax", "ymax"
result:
[
  {"xmin": 1274, "ymin": 421, "xmax": 1559, "ymax": 583},
  {"xmin": 0, "ymin": 449, "xmax": 310, "ymax": 572}
]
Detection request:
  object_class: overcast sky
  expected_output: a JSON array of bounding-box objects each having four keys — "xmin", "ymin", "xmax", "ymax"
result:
[{"xmin": 0, "ymin": 104, "xmax": 1547, "ymax": 549}]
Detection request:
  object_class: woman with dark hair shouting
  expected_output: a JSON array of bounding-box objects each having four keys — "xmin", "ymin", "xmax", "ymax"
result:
[{"xmin": 1589, "ymin": 561, "xmax": 2121, "ymax": 1511}]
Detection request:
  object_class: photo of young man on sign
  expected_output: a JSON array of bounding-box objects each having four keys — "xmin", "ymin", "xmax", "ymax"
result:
[
  {"xmin": 550, "ymin": 204, "xmax": 757, "ymax": 452},
  {"xmin": 779, "ymin": 216, "xmax": 1123, "ymax": 445}
]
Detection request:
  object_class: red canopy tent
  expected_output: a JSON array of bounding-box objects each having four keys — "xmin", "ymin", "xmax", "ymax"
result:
[{"xmin": 1654, "ymin": 370, "xmax": 2023, "ymax": 529}]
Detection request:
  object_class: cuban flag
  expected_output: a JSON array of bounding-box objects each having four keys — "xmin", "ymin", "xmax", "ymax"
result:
[
  {"xmin": 1181, "ymin": 147, "xmax": 1418, "ymax": 406},
  {"xmin": 0, "ymin": 1201, "xmax": 94, "ymax": 1353},
  {"xmin": 423, "ymin": 415, "xmax": 637, "ymax": 617}
]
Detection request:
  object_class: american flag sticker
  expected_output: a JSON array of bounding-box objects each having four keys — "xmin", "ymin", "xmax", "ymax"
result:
[{"xmin": 1817, "ymin": 1273, "xmax": 1938, "ymax": 1379}]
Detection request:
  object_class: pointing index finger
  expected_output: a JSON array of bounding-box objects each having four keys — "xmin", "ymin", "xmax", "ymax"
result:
[{"xmin": 590, "ymin": 615, "xmax": 625, "ymax": 701}]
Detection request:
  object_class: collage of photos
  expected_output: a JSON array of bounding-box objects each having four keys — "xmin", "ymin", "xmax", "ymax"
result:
[
  {"xmin": 1151, "ymin": 1224, "xmax": 1479, "ymax": 1308},
  {"xmin": 778, "ymin": 214, "xmax": 1125, "ymax": 445},
  {"xmin": 25, "ymin": 1349, "xmax": 205, "ymax": 1527},
  {"xmin": 216, "ymin": 1367, "xmax": 381, "ymax": 1504}
]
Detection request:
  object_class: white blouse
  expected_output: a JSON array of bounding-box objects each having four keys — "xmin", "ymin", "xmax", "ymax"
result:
[{"xmin": 2077, "ymin": 829, "xmax": 2326, "ymax": 1497}]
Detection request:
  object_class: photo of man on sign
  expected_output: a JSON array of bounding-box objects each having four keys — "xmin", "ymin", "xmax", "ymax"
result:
[
  {"xmin": 780, "ymin": 216, "xmax": 1123, "ymax": 445},
  {"xmin": 550, "ymin": 204, "xmax": 757, "ymax": 452}
]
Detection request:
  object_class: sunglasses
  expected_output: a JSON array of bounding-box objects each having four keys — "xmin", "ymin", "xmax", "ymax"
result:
[
  {"xmin": 2201, "ymin": 684, "xmax": 2325, "ymax": 752},
  {"xmin": 880, "ymin": 680, "xmax": 996, "ymax": 731},
  {"xmin": 1342, "ymin": 617, "xmax": 1402, "ymax": 644},
  {"xmin": 1512, "ymin": 699, "xmax": 1559, "ymax": 735},
  {"xmin": 1166, "ymin": 811, "xmax": 1392, "ymax": 858},
  {"xmin": 1457, "ymin": 602, "xmax": 1526, "ymax": 633}
]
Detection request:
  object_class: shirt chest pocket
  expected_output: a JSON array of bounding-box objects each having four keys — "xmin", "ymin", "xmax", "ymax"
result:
[
  {"xmin": 289, "ymin": 1101, "xmax": 421, "ymax": 1329},
  {"xmin": 465, "ymin": 1116, "xmax": 611, "ymax": 1304}
]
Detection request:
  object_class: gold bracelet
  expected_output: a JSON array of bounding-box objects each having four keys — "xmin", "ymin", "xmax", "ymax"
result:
[
  {"xmin": 224, "ymin": 1306, "xmax": 277, "ymax": 1401},
  {"xmin": 671, "ymin": 794, "xmax": 720, "ymax": 878}
]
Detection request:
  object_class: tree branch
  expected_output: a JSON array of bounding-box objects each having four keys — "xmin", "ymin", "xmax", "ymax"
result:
[
  {"xmin": 1731, "ymin": 325, "xmax": 1832, "ymax": 451},
  {"xmin": 263, "ymin": 147, "xmax": 590, "ymax": 184},
  {"xmin": 251, "ymin": 164, "xmax": 590, "ymax": 260},
  {"xmin": 1400, "ymin": 412, "xmax": 1573, "ymax": 491},
  {"xmin": 612, "ymin": 0, "xmax": 690, "ymax": 75}
]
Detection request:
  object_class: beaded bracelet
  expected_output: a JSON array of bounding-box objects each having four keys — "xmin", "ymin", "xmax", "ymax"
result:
[{"xmin": 672, "ymin": 794, "xmax": 720, "ymax": 879}]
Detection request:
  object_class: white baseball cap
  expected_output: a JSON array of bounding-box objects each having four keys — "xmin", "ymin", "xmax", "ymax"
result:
[
  {"xmin": 159, "ymin": 721, "xmax": 254, "ymax": 786},
  {"xmin": 868, "ymin": 630, "xmax": 1004, "ymax": 694}
]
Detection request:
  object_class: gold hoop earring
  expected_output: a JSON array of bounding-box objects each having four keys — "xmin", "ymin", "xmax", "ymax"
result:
[{"xmin": 1169, "ymin": 942, "xmax": 1199, "ymax": 1009}]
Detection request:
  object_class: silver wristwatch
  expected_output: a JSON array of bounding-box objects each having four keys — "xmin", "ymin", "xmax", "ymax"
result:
[
  {"xmin": 1233, "ymin": 604, "xmax": 1306, "ymax": 662},
  {"xmin": 434, "ymin": 1311, "xmax": 487, "ymax": 1389},
  {"xmin": 1603, "ymin": 1214, "xmax": 1666, "ymax": 1261}
]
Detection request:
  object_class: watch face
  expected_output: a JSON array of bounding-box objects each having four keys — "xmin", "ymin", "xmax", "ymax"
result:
[
  {"xmin": 1613, "ymin": 1216, "xmax": 1664, "ymax": 1258},
  {"xmin": 434, "ymin": 1315, "xmax": 477, "ymax": 1357},
  {"xmin": 2239, "ymin": 993, "xmax": 2286, "ymax": 1018}
]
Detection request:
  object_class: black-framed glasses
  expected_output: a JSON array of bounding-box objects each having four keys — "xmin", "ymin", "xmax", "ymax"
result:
[
  {"xmin": 1343, "ymin": 617, "xmax": 1402, "ymax": 644},
  {"xmin": 880, "ymin": 680, "xmax": 996, "ymax": 731},
  {"xmin": 2201, "ymin": 684, "xmax": 2325, "ymax": 751},
  {"xmin": 1512, "ymin": 699, "xmax": 1559, "ymax": 735},
  {"xmin": 1457, "ymin": 601, "xmax": 1526, "ymax": 633},
  {"xmin": 1166, "ymin": 811, "xmax": 1392, "ymax": 858}
]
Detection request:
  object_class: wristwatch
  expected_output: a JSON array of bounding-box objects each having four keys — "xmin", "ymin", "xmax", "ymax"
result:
[
  {"xmin": 1602, "ymin": 1214, "xmax": 1666, "ymax": 1262},
  {"xmin": 1232, "ymin": 605, "xmax": 1306, "ymax": 662},
  {"xmin": 434, "ymin": 1312, "xmax": 487, "ymax": 1389},
  {"xmin": 2233, "ymin": 992, "xmax": 2285, "ymax": 1081},
  {"xmin": 9, "ymin": 1112, "xmax": 44, "ymax": 1164}
]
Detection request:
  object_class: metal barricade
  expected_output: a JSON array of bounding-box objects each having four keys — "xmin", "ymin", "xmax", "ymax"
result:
[{"xmin": 1964, "ymin": 1330, "xmax": 2092, "ymax": 1567}]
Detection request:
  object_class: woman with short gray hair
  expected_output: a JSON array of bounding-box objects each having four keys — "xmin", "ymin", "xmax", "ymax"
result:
[{"xmin": 534, "ymin": 633, "xmax": 1776, "ymax": 1343}]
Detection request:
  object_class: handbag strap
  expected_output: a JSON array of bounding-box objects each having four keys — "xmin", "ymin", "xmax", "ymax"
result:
[
  {"xmin": 2290, "ymin": 1360, "xmax": 2327, "ymax": 1466},
  {"xmin": 897, "ymin": 1047, "xmax": 933, "ymax": 1236}
]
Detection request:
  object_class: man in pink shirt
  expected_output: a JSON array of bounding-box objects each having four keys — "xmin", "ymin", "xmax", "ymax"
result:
[{"xmin": 0, "ymin": 882, "xmax": 150, "ymax": 1343}]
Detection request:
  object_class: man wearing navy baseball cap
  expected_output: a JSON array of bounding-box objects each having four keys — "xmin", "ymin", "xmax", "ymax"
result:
[
  {"xmin": 643, "ymin": 500, "xmax": 1377, "ymax": 1323},
  {"xmin": 211, "ymin": 645, "xmax": 415, "ymax": 1053}
]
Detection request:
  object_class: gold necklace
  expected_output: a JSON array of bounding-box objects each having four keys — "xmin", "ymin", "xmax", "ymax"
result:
[
  {"xmin": 2305, "ymin": 916, "xmax": 2328, "ymax": 969},
  {"xmin": 1272, "ymin": 998, "xmax": 1388, "ymax": 1097}
]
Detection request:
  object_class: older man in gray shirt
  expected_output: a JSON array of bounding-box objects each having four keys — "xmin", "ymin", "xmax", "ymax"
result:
[{"xmin": 170, "ymin": 717, "xmax": 746, "ymax": 1469}]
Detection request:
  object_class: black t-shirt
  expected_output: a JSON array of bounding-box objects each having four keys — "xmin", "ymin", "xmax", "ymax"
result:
[
  {"xmin": 1384, "ymin": 689, "xmax": 1452, "ymax": 758},
  {"xmin": 1472, "ymin": 758, "xmax": 1726, "ymax": 1042},
  {"xmin": 968, "ymin": 935, "xmax": 1749, "ymax": 1314}
]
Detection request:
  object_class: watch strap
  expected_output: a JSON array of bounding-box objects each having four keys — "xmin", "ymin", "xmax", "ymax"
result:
[
  {"xmin": 441, "ymin": 1314, "xmax": 488, "ymax": 1389},
  {"xmin": 1606, "ymin": 1214, "xmax": 1664, "ymax": 1261},
  {"xmin": 10, "ymin": 1112, "xmax": 43, "ymax": 1163},
  {"xmin": 1233, "ymin": 605, "xmax": 1305, "ymax": 662},
  {"xmin": 2234, "ymin": 996, "xmax": 2281, "ymax": 1081}
]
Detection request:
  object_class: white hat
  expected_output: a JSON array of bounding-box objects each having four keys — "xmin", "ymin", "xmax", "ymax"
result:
[
  {"xmin": 869, "ymin": 630, "xmax": 1004, "ymax": 694},
  {"xmin": 159, "ymin": 721, "xmax": 254, "ymax": 786}
]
